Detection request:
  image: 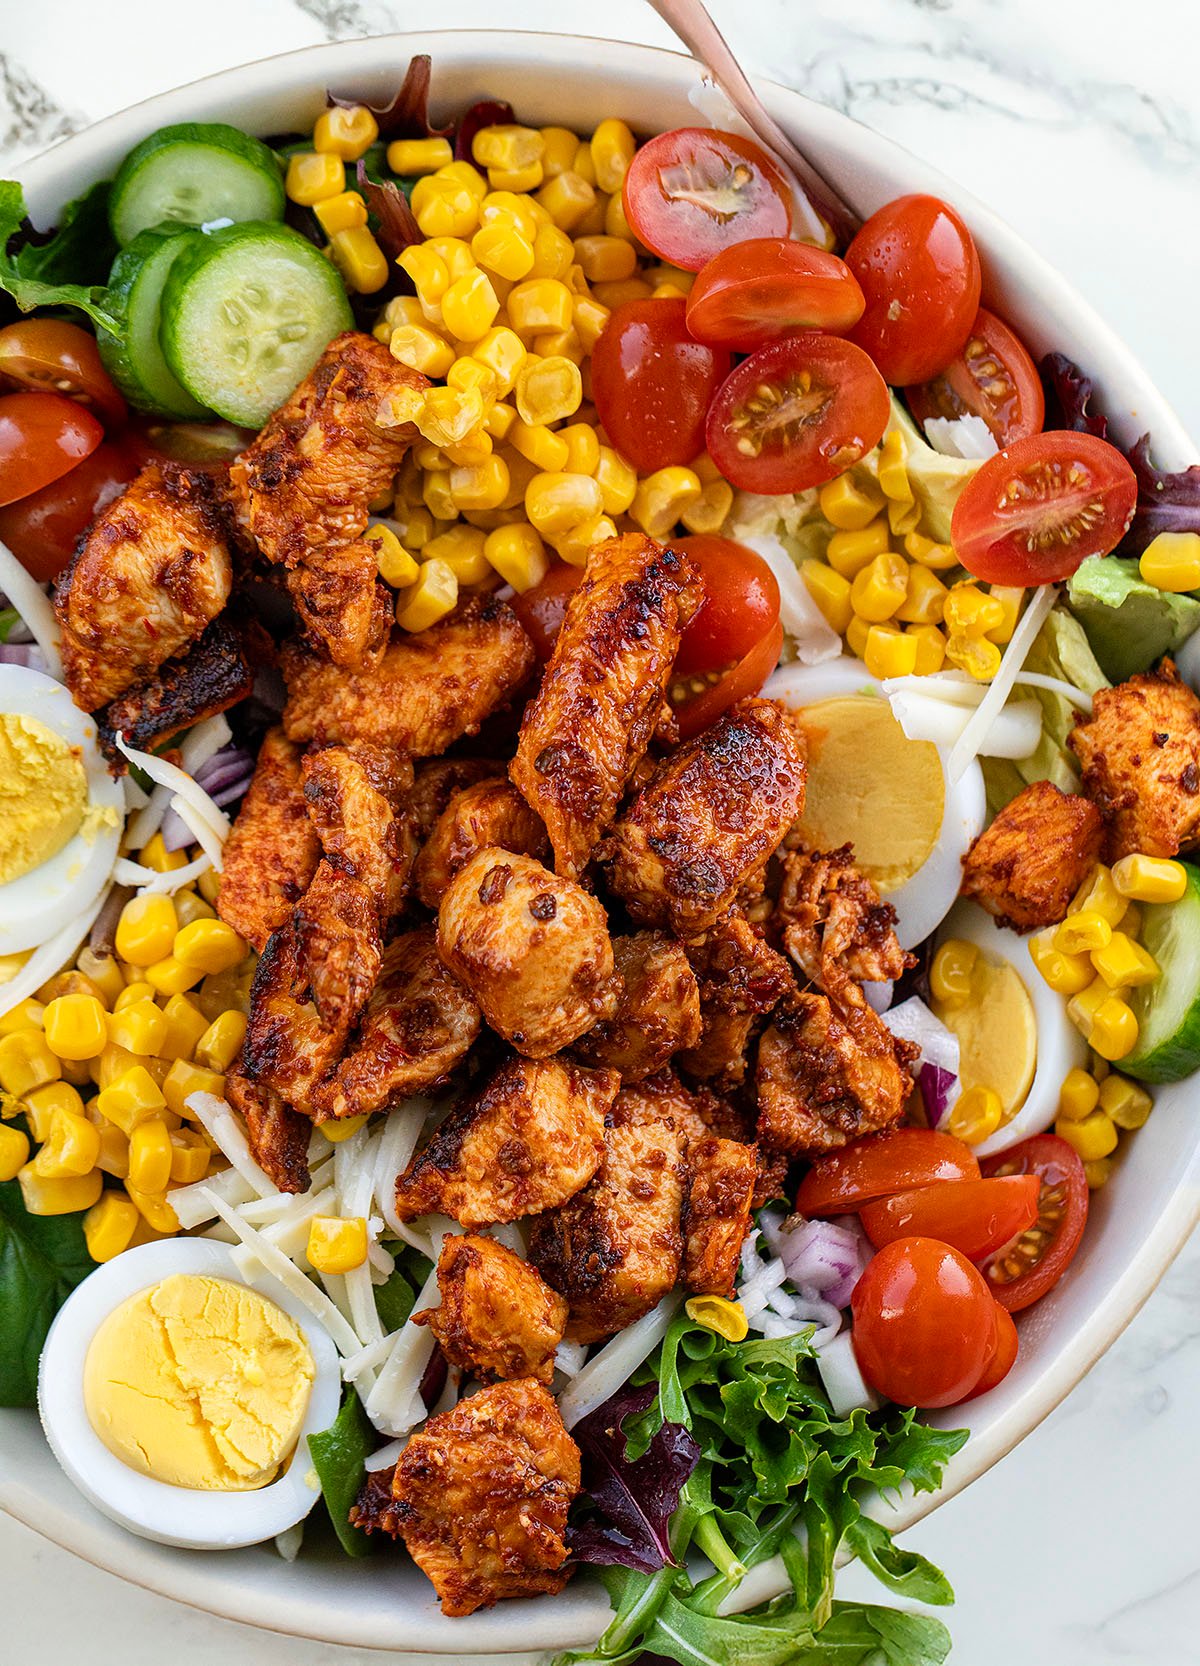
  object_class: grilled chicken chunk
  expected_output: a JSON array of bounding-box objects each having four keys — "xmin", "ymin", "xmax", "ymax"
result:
[
  {"xmin": 312, "ymin": 927, "xmax": 480, "ymax": 1121},
  {"xmin": 281, "ymin": 597, "xmax": 535, "ymax": 754},
  {"xmin": 389, "ymin": 1379, "xmax": 580, "ymax": 1617},
  {"xmin": 55, "ymin": 462, "xmax": 232, "ymax": 712},
  {"xmin": 677, "ymin": 912, "xmax": 793, "ymax": 1086},
  {"xmin": 97, "ymin": 616, "xmax": 257, "ymax": 758},
  {"xmin": 218, "ymin": 727, "xmax": 321, "ymax": 952},
  {"xmin": 776, "ymin": 845, "xmax": 911, "ymax": 986},
  {"xmin": 407, "ymin": 758, "xmax": 505, "ymax": 839},
  {"xmin": 529, "ymin": 1091, "xmax": 687, "ymax": 1343},
  {"xmin": 604, "ymin": 697, "xmax": 807, "ymax": 936},
  {"xmin": 574, "ymin": 930, "xmax": 701, "ymax": 1081},
  {"xmin": 224, "ymin": 1063, "xmax": 311, "ymax": 1193},
  {"xmin": 756, "ymin": 988, "xmax": 917, "ymax": 1156},
  {"xmin": 683, "ymin": 1134, "xmax": 757, "ymax": 1297},
  {"xmin": 394, "ymin": 1055, "xmax": 616, "ymax": 1228},
  {"xmin": 511, "ymin": 534, "xmax": 702, "ymax": 878},
  {"xmin": 285, "ymin": 537, "xmax": 392, "ymax": 670},
  {"xmin": 437, "ymin": 848, "xmax": 617, "ymax": 1058},
  {"xmin": 960, "ymin": 781, "xmax": 1105, "ymax": 931},
  {"xmin": 1069, "ymin": 658, "xmax": 1200, "ymax": 859},
  {"xmin": 413, "ymin": 1233, "xmax": 568, "ymax": 1385},
  {"xmin": 301, "ymin": 741, "xmax": 416, "ymax": 921},
  {"xmin": 414, "ymin": 779, "xmax": 548, "ymax": 909}
]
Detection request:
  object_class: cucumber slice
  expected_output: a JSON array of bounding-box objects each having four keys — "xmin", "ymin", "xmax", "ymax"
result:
[
  {"xmin": 1122, "ymin": 860, "xmax": 1200, "ymax": 1082},
  {"xmin": 97, "ymin": 225, "xmax": 209, "ymax": 418},
  {"xmin": 159, "ymin": 222, "xmax": 353, "ymax": 427},
  {"xmin": 110, "ymin": 123, "xmax": 285, "ymax": 246}
]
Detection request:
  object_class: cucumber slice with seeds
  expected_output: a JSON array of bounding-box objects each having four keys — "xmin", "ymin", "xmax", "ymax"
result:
[
  {"xmin": 159, "ymin": 222, "xmax": 353, "ymax": 427},
  {"xmin": 97, "ymin": 225, "xmax": 209, "ymax": 418},
  {"xmin": 1122, "ymin": 859, "xmax": 1200, "ymax": 1082},
  {"xmin": 109, "ymin": 123, "xmax": 285, "ymax": 246}
]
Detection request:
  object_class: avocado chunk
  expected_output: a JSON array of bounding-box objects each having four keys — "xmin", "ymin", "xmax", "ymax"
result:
[{"xmin": 1066, "ymin": 555, "xmax": 1200, "ymax": 682}]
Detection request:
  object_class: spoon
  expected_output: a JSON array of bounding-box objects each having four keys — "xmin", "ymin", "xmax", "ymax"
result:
[{"xmin": 644, "ymin": 0, "xmax": 862, "ymax": 247}]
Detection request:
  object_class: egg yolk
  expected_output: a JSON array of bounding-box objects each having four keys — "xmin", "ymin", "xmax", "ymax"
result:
[
  {"xmin": 934, "ymin": 952, "xmax": 1037, "ymax": 1120},
  {"xmin": 0, "ymin": 712, "xmax": 86, "ymax": 887},
  {"xmin": 792, "ymin": 695, "xmax": 944, "ymax": 893},
  {"xmin": 83, "ymin": 1273, "xmax": 315, "ymax": 1491}
]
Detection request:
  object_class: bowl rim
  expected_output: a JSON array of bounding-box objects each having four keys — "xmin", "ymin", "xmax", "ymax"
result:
[{"xmin": 3, "ymin": 25, "xmax": 1198, "ymax": 1656}]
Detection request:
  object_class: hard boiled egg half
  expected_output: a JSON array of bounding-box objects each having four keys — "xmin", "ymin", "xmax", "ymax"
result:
[
  {"xmin": 39, "ymin": 1238, "xmax": 341, "ymax": 1549},
  {"xmin": 765, "ymin": 657, "xmax": 986, "ymax": 948}
]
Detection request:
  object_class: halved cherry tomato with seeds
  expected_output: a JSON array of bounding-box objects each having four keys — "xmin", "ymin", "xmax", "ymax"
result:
[
  {"xmin": 962, "ymin": 1301, "xmax": 1019, "ymax": 1401},
  {"xmin": 907, "ymin": 308, "xmax": 1044, "ymax": 445},
  {"xmin": 672, "ymin": 617, "xmax": 782, "ymax": 740},
  {"xmin": 685, "ymin": 237, "xmax": 865, "ymax": 351},
  {"xmin": 851, "ymin": 1236, "xmax": 996, "ymax": 1408},
  {"xmin": 510, "ymin": 560, "xmax": 583, "ymax": 661},
  {"xmin": 0, "ymin": 318, "xmax": 127, "ymax": 429},
  {"xmin": 0, "ymin": 439, "xmax": 140, "ymax": 582},
  {"xmin": 622, "ymin": 128, "xmax": 793, "ymax": 272},
  {"xmin": 705, "ymin": 332, "xmax": 890, "ymax": 496},
  {"xmin": 672, "ymin": 535, "xmax": 781, "ymax": 678},
  {"xmin": 978, "ymin": 1134, "xmax": 1088, "ymax": 1312},
  {"xmin": 860, "ymin": 1174, "xmax": 1040, "ymax": 1261},
  {"xmin": 591, "ymin": 298, "xmax": 731, "ymax": 474},
  {"xmin": 0, "ymin": 391, "xmax": 103, "ymax": 508},
  {"xmin": 795, "ymin": 1127, "xmax": 980, "ymax": 1217},
  {"xmin": 951, "ymin": 430, "xmax": 1138, "ymax": 585}
]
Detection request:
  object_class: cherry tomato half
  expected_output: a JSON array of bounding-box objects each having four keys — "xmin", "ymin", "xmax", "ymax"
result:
[
  {"xmin": 851, "ymin": 1236, "xmax": 996, "ymax": 1408},
  {"xmin": 0, "ymin": 318, "xmax": 127, "ymax": 429},
  {"xmin": 0, "ymin": 391, "xmax": 103, "ymax": 508},
  {"xmin": 860, "ymin": 1174, "xmax": 1041, "ymax": 1261},
  {"xmin": 672, "ymin": 534, "xmax": 781, "ymax": 677},
  {"xmin": 846, "ymin": 194, "xmax": 982, "ymax": 386},
  {"xmin": 591, "ymin": 298, "xmax": 732, "ymax": 474},
  {"xmin": 622, "ymin": 128, "xmax": 793, "ymax": 272},
  {"xmin": 0, "ymin": 439, "xmax": 140, "ymax": 582},
  {"xmin": 794, "ymin": 1127, "xmax": 980, "ymax": 1217},
  {"xmin": 962, "ymin": 1302, "xmax": 1019, "ymax": 1401},
  {"xmin": 906, "ymin": 308, "xmax": 1044, "ymax": 446},
  {"xmin": 705, "ymin": 332, "xmax": 890, "ymax": 496},
  {"xmin": 979, "ymin": 1134, "xmax": 1089, "ymax": 1312},
  {"xmin": 951, "ymin": 430, "xmax": 1138, "ymax": 585},
  {"xmin": 685, "ymin": 238, "xmax": 865, "ymax": 352},
  {"xmin": 510, "ymin": 560, "xmax": 584, "ymax": 661},
  {"xmin": 673, "ymin": 617, "xmax": 782, "ymax": 741}
]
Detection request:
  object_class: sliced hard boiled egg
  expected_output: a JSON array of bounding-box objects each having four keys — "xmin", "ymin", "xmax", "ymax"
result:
[
  {"xmin": 932, "ymin": 900, "xmax": 1087, "ymax": 1157},
  {"xmin": 765, "ymin": 657, "xmax": 986, "ymax": 948},
  {"xmin": 38, "ymin": 1238, "xmax": 341, "ymax": 1549},
  {"xmin": 0, "ymin": 665, "xmax": 122, "ymax": 956}
]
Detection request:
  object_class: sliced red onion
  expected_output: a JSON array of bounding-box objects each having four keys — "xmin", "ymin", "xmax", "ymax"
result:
[
  {"xmin": 919, "ymin": 1062, "xmax": 959, "ymax": 1129},
  {"xmin": 776, "ymin": 1218, "xmax": 861, "ymax": 1297},
  {"xmin": 161, "ymin": 745, "xmax": 256, "ymax": 849},
  {"xmin": 881, "ymin": 995, "xmax": 960, "ymax": 1074}
]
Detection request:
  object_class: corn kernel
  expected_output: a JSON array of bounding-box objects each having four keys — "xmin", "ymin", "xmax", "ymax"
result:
[
  {"xmin": 423, "ymin": 525, "xmax": 492, "ymax": 586},
  {"xmin": 0, "ymin": 998, "xmax": 44, "ymax": 1036},
  {"xmin": 314, "ymin": 188, "xmax": 368, "ymax": 236},
  {"xmin": 438, "ymin": 161, "xmax": 489, "ymax": 202},
  {"xmin": 944, "ymin": 583, "xmax": 1006, "ymax": 636},
  {"xmin": 683, "ymin": 1294, "xmax": 748, "ymax": 1342},
  {"xmin": 113, "ymin": 981, "xmax": 156, "ymax": 1012},
  {"xmin": 1111, "ymin": 853, "xmax": 1188, "ymax": 903},
  {"xmin": 128, "ymin": 1118, "xmax": 173, "ymax": 1193},
  {"xmin": 930, "ymin": 939, "xmax": 978, "ymax": 1008},
  {"xmin": 986, "ymin": 586, "xmax": 1024, "ymax": 645},
  {"xmin": 507, "ymin": 278, "xmax": 574, "ymax": 337},
  {"xmin": 948, "ymin": 1085, "xmax": 1004, "ymax": 1145},
  {"xmin": 538, "ymin": 125, "xmax": 579, "ymax": 178},
  {"xmin": 422, "ymin": 469, "xmax": 456, "ymax": 521},
  {"xmin": 908, "ymin": 623, "xmax": 947, "ymax": 675},
  {"xmin": 863, "ymin": 625, "xmax": 919, "ymax": 680},
  {"xmin": 904, "ymin": 529, "xmax": 958, "ymax": 570},
  {"xmin": 630, "ymin": 467, "xmax": 702, "ymax": 539},
  {"xmin": 472, "ymin": 123, "xmax": 543, "ymax": 175},
  {"xmin": 896, "ymin": 565, "xmax": 949, "ymax": 626},
  {"xmin": 532, "ymin": 324, "xmax": 585, "ymax": 365},
  {"xmin": 509, "ymin": 419, "xmax": 570, "ymax": 473},
  {"xmin": 483, "ymin": 401, "xmax": 517, "ymax": 443},
  {"xmin": 313, "ymin": 104, "xmax": 378, "ymax": 160},
  {"xmin": 826, "ymin": 521, "xmax": 890, "ymax": 579},
  {"xmin": 444, "ymin": 455, "xmax": 508, "ymax": 515},
  {"xmin": 331, "ymin": 226, "xmax": 389, "ymax": 294},
  {"xmin": 589, "ymin": 118, "xmax": 636, "ymax": 194},
  {"xmin": 174, "ymin": 920, "xmax": 247, "ymax": 976},
  {"xmin": 441, "ymin": 268, "xmax": 500, "ymax": 342},
  {"xmin": 42, "ymin": 994, "xmax": 107, "ymax": 1061},
  {"xmin": 850, "ymin": 553, "xmax": 908, "ymax": 623},
  {"xmin": 18, "ymin": 1163, "xmax": 101, "ymax": 1216},
  {"xmin": 819, "ymin": 474, "xmax": 885, "ymax": 531},
  {"xmin": 536, "ymin": 170, "xmax": 596, "ymax": 232},
  {"xmin": 442, "ymin": 425, "xmax": 493, "ymax": 468},
  {"xmin": 572, "ymin": 143, "xmax": 597, "ymax": 186},
  {"xmin": 95, "ymin": 1043, "xmax": 139, "ymax": 1091},
  {"xmin": 801, "ymin": 561, "xmax": 853, "ymax": 636},
  {"xmin": 139, "ymin": 832, "xmax": 187, "ymax": 875},
  {"xmin": 1084, "ymin": 1157, "xmax": 1114, "ymax": 1189},
  {"xmin": 471, "ymin": 326, "xmax": 527, "ymax": 398},
  {"xmin": 570, "ymin": 234, "xmax": 635, "ymax": 285},
  {"xmin": 1055, "ymin": 1109, "xmax": 1119, "ymax": 1161},
  {"xmin": 1091, "ymin": 931, "xmax": 1159, "ymax": 990},
  {"xmin": 0, "ymin": 1123, "xmax": 29, "ymax": 1181},
  {"xmin": 83, "ymin": 1192, "xmax": 138, "ymax": 1262},
  {"xmin": 33, "ymin": 1105, "xmax": 100, "ymax": 1178},
  {"xmin": 74, "ymin": 949, "xmax": 124, "ymax": 1008},
  {"xmin": 1117, "ymin": 902, "xmax": 1143, "ymax": 941},
  {"xmin": 469, "ymin": 221, "xmax": 534, "ymax": 283},
  {"xmin": 680, "ymin": 478, "xmax": 734, "ymax": 536},
  {"xmin": 525, "ymin": 472, "xmax": 605, "ymax": 537},
  {"xmin": 97, "ymin": 1066, "xmax": 166, "ymax": 1136},
  {"xmin": 554, "ymin": 513, "xmax": 618, "ymax": 568},
  {"xmin": 157, "ymin": 994, "xmax": 207, "ymax": 1063},
  {"xmin": 845, "ymin": 615, "xmax": 871, "ymax": 659},
  {"xmin": 307, "ymin": 1214, "xmax": 369, "ymax": 1273},
  {"xmin": 1139, "ymin": 530, "xmax": 1200, "ymax": 592},
  {"xmin": 284, "ymin": 150, "xmax": 345, "ymax": 206},
  {"xmin": 483, "ymin": 522, "xmax": 550, "ymax": 593},
  {"xmin": 592, "ymin": 277, "xmax": 654, "ymax": 309},
  {"xmin": 0, "ymin": 1030, "xmax": 60, "ymax": 1096},
  {"xmin": 1069, "ymin": 863, "xmax": 1127, "ymax": 927},
  {"xmin": 321, "ymin": 1114, "xmax": 369, "ymax": 1145},
  {"xmin": 145, "ymin": 956, "xmax": 204, "ymax": 999},
  {"xmin": 1078, "ymin": 987, "xmax": 1139, "ymax": 1060},
  {"xmin": 387, "ymin": 135, "xmax": 453, "ymax": 174},
  {"xmin": 945, "ymin": 633, "xmax": 1002, "ymax": 681},
  {"xmin": 364, "ymin": 523, "xmax": 420, "ymax": 589},
  {"xmin": 168, "ymin": 1128, "xmax": 210, "ymax": 1185},
  {"xmin": 1055, "ymin": 911, "xmax": 1113, "ymax": 957},
  {"xmin": 191, "ymin": 1011, "xmax": 246, "ymax": 1075},
  {"xmin": 512, "ymin": 355, "xmax": 581, "ymax": 428},
  {"xmin": 410, "ymin": 174, "xmax": 479, "ymax": 239},
  {"xmin": 197, "ymin": 869, "xmax": 221, "ymax": 907},
  {"xmin": 1099, "ymin": 1074, "xmax": 1153, "ymax": 1129},
  {"xmin": 590, "ymin": 446, "xmax": 636, "ymax": 515},
  {"xmin": 127, "ymin": 1183, "xmax": 179, "ymax": 1234},
  {"xmin": 395, "ymin": 558, "xmax": 459, "ymax": 632},
  {"xmin": 1058, "ymin": 1067, "xmax": 1101, "ymax": 1121},
  {"xmin": 0, "ymin": 951, "xmax": 30, "ymax": 987},
  {"xmin": 95, "ymin": 1120, "xmax": 130, "ymax": 1180},
  {"xmin": 163, "ymin": 1058, "xmax": 226, "ymax": 1120},
  {"xmin": 398, "ymin": 243, "xmax": 451, "ymax": 303},
  {"xmin": 115, "ymin": 894, "xmax": 178, "ymax": 968}
]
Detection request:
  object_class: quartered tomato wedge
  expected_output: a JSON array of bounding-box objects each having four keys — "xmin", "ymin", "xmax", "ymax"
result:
[
  {"xmin": 705, "ymin": 332, "xmax": 890, "ymax": 495},
  {"xmin": 591, "ymin": 298, "xmax": 731, "ymax": 473},
  {"xmin": 951, "ymin": 430, "xmax": 1138, "ymax": 584},
  {"xmin": 511, "ymin": 561, "xmax": 584, "ymax": 661},
  {"xmin": 672, "ymin": 618, "xmax": 782, "ymax": 740},
  {"xmin": 685, "ymin": 238, "xmax": 865, "ymax": 351},
  {"xmin": 859, "ymin": 1174, "xmax": 1040, "ymax": 1261},
  {"xmin": 672, "ymin": 535, "xmax": 781, "ymax": 677},
  {"xmin": 851, "ymin": 1236, "xmax": 997, "ymax": 1408},
  {"xmin": 962, "ymin": 1302, "xmax": 1020, "ymax": 1401},
  {"xmin": 0, "ymin": 391, "xmax": 104, "ymax": 508},
  {"xmin": 622, "ymin": 128, "xmax": 793, "ymax": 271},
  {"xmin": 0, "ymin": 439, "xmax": 140, "ymax": 582},
  {"xmin": 907, "ymin": 308, "xmax": 1044, "ymax": 445},
  {"xmin": 979, "ymin": 1134, "xmax": 1089, "ymax": 1312},
  {"xmin": 0, "ymin": 318, "xmax": 127, "ymax": 429},
  {"xmin": 794, "ymin": 1127, "xmax": 980, "ymax": 1216}
]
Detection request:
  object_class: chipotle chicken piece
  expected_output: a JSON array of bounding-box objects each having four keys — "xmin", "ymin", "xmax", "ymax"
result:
[
  {"xmin": 301, "ymin": 741, "xmax": 416, "ymax": 921},
  {"xmin": 281, "ymin": 597, "xmax": 535, "ymax": 755},
  {"xmin": 413, "ymin": 1233, "xmax": 568, "ymax": 1385},
  {"xmin": 756, "ymin": 987, "xmax": 917, "ymax": 1157},
  {"xmin": 285, "ymin": 538, "xmax": 391, "ymax": 670},
  {"xmin": 529, "ymin": 1092, "xmax": 687, "ymax": 1343},
  {"xmin": 603, "ymin": 698, "xmax": 807, "ymax": 936},
  {"xmin": 243, "ymin": 861, "xmax": 382, "ymax": 1101},
  {"xmin": 612, "ymin": 1068, "xmax": 707, "ymax": 1137},
  {"xmin": 224, "ymin": 1063, "xmax": 311, "ymax": 1193},
  {"xmin": 437, "ymin": 848, "xmax": 617, "ymax": 1058},
  {"xmin": 682, "ymin": 1086, "xmax": 789, "ymax": 1208},
  {"xmin": 218, "ymin": 727, "xmax": 321, "ymax": 952},
  {"xmin": 677, "ymin": 912, "xmax": 794, "ymax": 1086},
  {"xmin": 390, "ymin": 1379, "xmax": 580, "ymax": 1617},
  {"xmin": 573, "ymin": 930, "xmax": 702, "ymax": 1081},
  {"xmin": 97, "ymin": 616, "xmax": 257, "ymax": 758},
  {"xmin": 683, "ymin": 1135, "xmax": 756, "ymax": 1297},
  {"xmin": 394, "ymin": 1054, "xmax": 616, "ymax": 1227},
  {"xmin": 776, "ymin": 845, "xmax": 911, "ymax": 985},
  {"xmin": 959, "ymin": 781, "xmax": 1105, "ymax": 930},
  {"xmin": 1069, "ymin": 659, "xmax": 1200, "ymax": 859},
  {"xmin": 312, "ymin": 927, "xmax": 480, "ymax": 1121},
  {"xmin": 414, "ymin": 778, "xmax": 548, "ymax": 909},
  {"xmin": 407, "ymin": 758, "xmax": 505, "ymax": 839},
  {"xmin": 511, "ymin": 534, "xmax": 702, "ymax": 878},
  {"xmin": 55, "ymin": 462, "xmax": 232, "ymax": 712}
]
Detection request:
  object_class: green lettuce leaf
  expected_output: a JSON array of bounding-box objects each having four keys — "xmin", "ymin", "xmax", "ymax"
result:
[
  {"xmin": 0, "ymin": 1167, "xmax": 96, "ymax": 1406},
  {"xmin": 0, "ymin": 179, "xmax": 120, "ymax": 332},
  {"xmin": 307, "ymin": 1387, "xmax": 378, "ymax": 1557}
]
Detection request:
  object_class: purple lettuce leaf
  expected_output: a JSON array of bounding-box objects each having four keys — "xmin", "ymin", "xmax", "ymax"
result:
[
  {"xmin": 354, "ymin": 161, "xmax": 422, "ymax": 263},
  {"xmin": 567, "ymin": 1383, "xmax": 699, "ymax": 1574},
  {"xmin": 1123, "ymin": 435, "xmax": 1200, "ymax": 553},
  {"xmin": 327, "ymin": 54, "xmax": 452, "ymax": 139},
  {"xmin": 1039, "ymin": 351, "xmax": 1110, "ymax": 440},
  {"xmin": 454, "ymin": 99, "xmax": 516, "ymax": 161}
]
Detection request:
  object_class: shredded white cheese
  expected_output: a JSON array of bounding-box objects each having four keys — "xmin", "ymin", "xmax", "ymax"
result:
[
  {"xmin": 0, "ymin": 537, "xmax": 63, "ymax": 678},
  {"xmin": 113, "ymin": 852, "xmax": 213, "ymax": 895},
  {"xmin": 113, "ymin": 733, "xmax": 232, "ymax": 850},
  {"xmin": 947, "ymin": 584, "xmax": 1057, "ymax": 781},
  {"xmin": 364, "ymin": 1264, "xmax": 441, "ymax": 1436},
  {"xmin": 185, "ymin": 1091, "xmax": 279, "ymax": 1198},
  {"xmin": 556, "ymin": 1294, "xmax": 683, "ymax": 1430}
]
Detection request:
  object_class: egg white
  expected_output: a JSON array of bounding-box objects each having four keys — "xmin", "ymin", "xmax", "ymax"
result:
[
  {"xmin": 0, "ymin": 665, "xmax": 122, "ymax": 956},
  {"xmin": 936, "ymin": 900, "xmax": 1087, "ymax": 1158},
  {"xmin": 38, "ymin": 1238, "xmax": 342, "ymax": 1550},
  {"xmin": 765, "ymin": 657, "xmax": 986, "ymax": 949}
]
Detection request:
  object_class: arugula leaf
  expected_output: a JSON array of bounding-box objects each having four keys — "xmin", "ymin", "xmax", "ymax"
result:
[
  {"xmin": 0, "ymin": 609, "xmax": 20, "ymax": 643},
  {"xmin": 844, "ymin": 1517, "xmax": 955, "ymax": 1607},
  {"xmin": 568, "ymin": 1383, "xmax": 700, "ymax": 1573},
  {"xmin": 307, "ymin": 1387, "xmax": 378, "ymax": 1557},
  {"xmin": 0, "ymin": 180, "xmax": 120, "ymax": 333},
  {"xmin": 373, "ymin": 1262, "xmax": 418, "ymax": 1332},
  {"xmin": 0, "ymin": 1173, "xmax": 95, "ymax": 1406}
]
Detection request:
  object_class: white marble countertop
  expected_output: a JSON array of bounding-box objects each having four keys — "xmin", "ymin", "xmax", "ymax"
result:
[{"xmin": 1, "ymin": 3, "xmax": 1198, "ymax": 1662}]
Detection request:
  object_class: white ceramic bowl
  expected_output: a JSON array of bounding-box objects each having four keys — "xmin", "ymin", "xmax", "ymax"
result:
[{"xmin": 2, "ymin": 29, "xmax": 1198, "ymax": 1659}]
